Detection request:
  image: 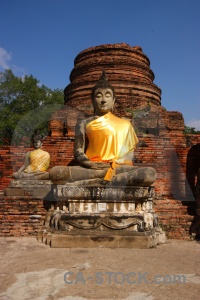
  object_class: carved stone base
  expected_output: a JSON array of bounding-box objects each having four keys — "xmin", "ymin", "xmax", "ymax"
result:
[{"xmin": 39, "ymin": 185, "xmax": 166, "ymax": 248}]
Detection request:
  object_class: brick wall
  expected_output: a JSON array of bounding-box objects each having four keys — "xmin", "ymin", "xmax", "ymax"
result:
[
  {"xmin": 0, "ymin": 133, "xmax": 200, "ymax": 238},
  {"xmin": 0, "ymin": 194, "xmax": 196, "ymax": 239},
  {"xmin": 154, "ymin": 199, "xmax": 196, "ymax": 239},
  {"xmin": 0, "ymin": 193, "xmax": 46, "ymax": 237}
]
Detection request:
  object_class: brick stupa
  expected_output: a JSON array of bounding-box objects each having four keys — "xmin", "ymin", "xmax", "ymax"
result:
[{"xmin": 50, "ymin": 43, "xmax": 184, "ymax": 137}]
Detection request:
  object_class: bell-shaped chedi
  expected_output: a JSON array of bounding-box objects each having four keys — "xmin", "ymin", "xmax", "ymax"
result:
[
  {"xmin": 49, "ymin": 43, "xmax": 184, "ymax": 137},
  {"xmin": 64, "ymin": 43, "xmax": 161, "ymax": 115}
]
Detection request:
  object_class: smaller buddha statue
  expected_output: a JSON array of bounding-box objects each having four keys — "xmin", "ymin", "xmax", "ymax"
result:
[{"xmin": 12, "ymin": 135, "xmax": 50, "ymax": 180}]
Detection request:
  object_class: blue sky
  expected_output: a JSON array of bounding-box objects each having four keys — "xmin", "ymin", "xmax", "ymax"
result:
[{"xmin": 0, "ymin": 0, "xmax": 200, "ymax": 129}]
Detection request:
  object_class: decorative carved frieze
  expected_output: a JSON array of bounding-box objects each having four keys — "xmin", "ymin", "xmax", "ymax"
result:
[{"xmin": 55, "ymin": 185, "xmax": 154, "ymax": 201}]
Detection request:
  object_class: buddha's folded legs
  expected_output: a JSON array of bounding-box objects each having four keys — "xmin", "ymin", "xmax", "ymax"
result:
[
  {"xmin": 110, "ymin": 167, "xmax": 157, "ymax": 186},
  {"xmin": 49, "ymin": 166, "xmax": 107, "ymax": 185},
  {"xmin": 49, "ymin": 165, "xmax": 156, "ymax": 186},
  {"xmin": 13, "ymin": 171, "xmax": 49, "ymax": 180}
]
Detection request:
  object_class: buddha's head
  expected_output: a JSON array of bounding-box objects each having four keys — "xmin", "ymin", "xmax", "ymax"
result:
[
  {"xmin": 91, "ymin": 70, "xmax": 115, "ymax": 115},
  {"xmin": 32, "ymin": 134, "xmax": 43, "ymax": 149}
]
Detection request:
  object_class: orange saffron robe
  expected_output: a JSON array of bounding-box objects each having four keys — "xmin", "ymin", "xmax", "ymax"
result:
[
  {"xmin": 86, "ymin": 112, "xmax": 138, "ymax": 180},
  {"xmin": 24, "ymin": 148, "xmax": 50, "ymax": 173}
]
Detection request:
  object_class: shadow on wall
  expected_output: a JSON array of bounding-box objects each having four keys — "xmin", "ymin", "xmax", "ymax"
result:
[
  {"xmin": 185, "ymin": 144, "xmax": 200, "ymax": 236},
  {"xmin": 169, "ymin": 148, "xmax": 193, "ymax": 201},
  {"xmin": 186, "ymin": 144, "xmax": 200, "ymax": 198}
]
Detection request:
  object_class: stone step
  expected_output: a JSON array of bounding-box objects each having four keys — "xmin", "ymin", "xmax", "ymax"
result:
[{"xmin": 38, "ymin": 227, "xmax": 166, "ymax": 249}]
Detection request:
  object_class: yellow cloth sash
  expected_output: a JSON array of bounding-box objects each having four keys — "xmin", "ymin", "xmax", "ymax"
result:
[
  {"xmin": 103, "ymin": 159, "xmax": 133, "ymax": 181},
  {"xmin": 24, "ymin": 148, "xmax": 50, "ymax": 173},
  {"xmin": 86, "ymin": 112, "xmax": 138, "ymax": 180}
]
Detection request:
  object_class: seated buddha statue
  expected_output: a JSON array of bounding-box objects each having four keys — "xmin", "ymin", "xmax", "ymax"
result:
[
  {"xmin": 49, "ymin": 70, "xmax": 157, "ymax": 186},
  {"xmin": 12, "ymin": 135, "xmax": 50, "ymax": 180}
]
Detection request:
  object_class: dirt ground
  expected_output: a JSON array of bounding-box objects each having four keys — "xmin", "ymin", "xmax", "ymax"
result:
[{"xmin": 0, "ymin": 237, "xmax": 200, "ymax": 300}]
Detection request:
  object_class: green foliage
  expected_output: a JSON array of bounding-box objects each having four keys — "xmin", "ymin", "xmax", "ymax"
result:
[
  {"xmin": 126, "ymin": 108, "xmax": 134, "ymax": 116},
  {"xmin": 0, "ymin": 70, "xmax": 64, "ymax": 145},
  {"xmin": 183, "ymin": 125, "xmax": 200, "ymax": 134}
]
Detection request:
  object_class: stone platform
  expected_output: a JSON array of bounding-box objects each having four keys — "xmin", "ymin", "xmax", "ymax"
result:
[
  {"xmin": 39, "ymin": 185, "xmax": 166, "ymax": 248},
  {"xmin": 4, "ymin": 179, "xmax": 52, "ymax": 198},
  {"xmin": 4, "ymin": 180, "xmax": 166, "ymax": 247},
  {"xmin": 38, "ymin": 228, "xmax": 165, "ymax": 248}
]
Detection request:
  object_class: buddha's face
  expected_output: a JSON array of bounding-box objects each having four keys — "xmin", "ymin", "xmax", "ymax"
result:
[
  {"xmin": 93, "ymin": 88, "xmax": 115, "ymax": 115},
  {"xmin": 34, "ymin": 140, "xmax": 42, "ymax": 149}
]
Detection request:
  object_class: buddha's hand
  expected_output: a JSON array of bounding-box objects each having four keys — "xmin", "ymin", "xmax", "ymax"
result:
[
  {"xmin": 75, "ymin": 152, "xmax": 108, "ymax": 169},
  {"xmin": 90, "ymin": 162, "xmax": 109, "ymax": 169},
  {"xmin": 12, "ymin": 171, "xmax": 22, "ymax": 179},
  {"xmin": 81, "ymin": 160, "xmax": 108, "ymax": 170}
]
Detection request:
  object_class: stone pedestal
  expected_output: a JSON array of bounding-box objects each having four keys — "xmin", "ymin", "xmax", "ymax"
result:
[
  {"xmin": 39, "ymin": 185, "xmax": 166, "ymax": 248},
  {"xmin": 4, "ymin": 179, "xmax": 52, "ymax": 198}
]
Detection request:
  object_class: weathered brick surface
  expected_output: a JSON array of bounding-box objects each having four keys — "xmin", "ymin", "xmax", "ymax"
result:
[
  {"xmin": 0, "ymin": 193, "xmax": 46, "ymax": 236},
  {"xmin": 0, "ymin": 192, "xmax": 196, "ymax": 238},
  {"xmin": 154, "ymin": 199, "xmax": 196, "ymax": 239},
  {"xmin": 0, "ymin": 123, "xmax": 200, "ymax": 240},
  {"xmin": 0, "ymin": 133, "xmax": 199, "ymax": 238},
  {"xmin": 65, "ymin": 44, "xmax": 161, "ymax": 111}
]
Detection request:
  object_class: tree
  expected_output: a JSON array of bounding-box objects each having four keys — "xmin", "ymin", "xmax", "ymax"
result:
[
  {"xmin": 184, "ymin": 125, "xmax": 200, "ymax": 135},
  {"xmin": 0, "ymin": 70, "xmax": 64, "ymax": 145}
]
